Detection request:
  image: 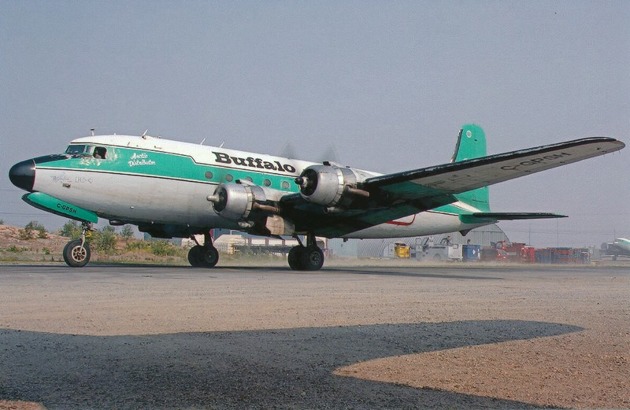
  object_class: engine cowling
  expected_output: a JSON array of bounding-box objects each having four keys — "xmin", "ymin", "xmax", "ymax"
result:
[
  {"xmin": 295, "ymin": 164, "xmax": 369, "ymax": 209},
  {"xmin": 208, "ymin": 183, "xmax": 267, "ymax": 222},
  {"xmin": 208, "ymin": 183, "xmax": 294, "ymax": 235}
]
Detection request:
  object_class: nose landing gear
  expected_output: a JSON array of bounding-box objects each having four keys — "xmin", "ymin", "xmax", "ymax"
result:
[{"xmin": 62, "ymin": 222, "xmax": 93, "ymax": 267}]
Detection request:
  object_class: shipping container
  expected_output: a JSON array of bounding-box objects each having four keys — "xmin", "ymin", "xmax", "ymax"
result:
[{"xmin": 462, "ymin": 244, "xmax": 481, "ymax": 262}]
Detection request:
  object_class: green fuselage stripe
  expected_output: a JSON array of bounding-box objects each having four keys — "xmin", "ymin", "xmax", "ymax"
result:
[{"xmin": 39, "ymin": 146, "xmax": 301, "ymax": 193}]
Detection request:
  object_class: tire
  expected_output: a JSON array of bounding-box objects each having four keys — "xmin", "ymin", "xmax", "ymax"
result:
[
  {"xmin": 288, "ymin": 246, "xmax": 304, "ymax": 270},
  {"xmin": 188, "ymin": 245, "xmax": 204, "ymax": 267},
  {"xmin": 300, "ymin": 246, "xmax": 324, "ymax": 271},
  {"xmin": 63, "ymin": 239, "xmax": 91, "ymax": 267},
  {"xmin": 201, "ymin": 247, "xmax": 219, "ymax": 268},
  {"xmin": 188, "ymin": 245, "xmax": 219, "ymax": 268}
]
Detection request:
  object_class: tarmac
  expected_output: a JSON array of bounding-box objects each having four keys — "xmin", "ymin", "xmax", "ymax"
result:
[{"xmin": 0, "ymin": 263, "xmax": 628, "ymax": 409}]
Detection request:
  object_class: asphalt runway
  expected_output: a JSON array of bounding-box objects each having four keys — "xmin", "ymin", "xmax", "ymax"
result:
[{"xmin": 0, "ymin": 263, "xmax": 628, "ymax": 409}]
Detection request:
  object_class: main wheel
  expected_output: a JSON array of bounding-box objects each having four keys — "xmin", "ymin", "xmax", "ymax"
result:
[
  {"xmin": 188, "ymin": 245, "xmax": 204, "ymax": 267},
  {"xmin": 188, "ymin": 245, "xmax": 219, "ymax": 268},
  {"xmin": 300, "ymin": 246, "xmax": 324, "ymax": 271},
  {"xmin": 63, "ymin": 239, "xmax": 91, "ymax": 267},
  {"xmin": 288, "ymin": 246, "xmax": 304, "ymax": 270},
  {"xmin": 200, "ymin": 247, "xmax": 219, "ymax": 268}
]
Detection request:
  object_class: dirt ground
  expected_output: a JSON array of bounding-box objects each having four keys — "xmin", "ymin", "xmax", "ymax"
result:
[
  {"xmin": 333, "ymin": 266, "xmax": 630, "ymax": 409},
  {"xmin": 1, "ymin": 262, "xmax": 628, "ymax": 409}
]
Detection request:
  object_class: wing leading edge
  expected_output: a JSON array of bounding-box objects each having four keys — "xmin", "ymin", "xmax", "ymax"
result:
[{"xmin": 365, "ymin": 137, "xmax": 624, "ymax": 199}]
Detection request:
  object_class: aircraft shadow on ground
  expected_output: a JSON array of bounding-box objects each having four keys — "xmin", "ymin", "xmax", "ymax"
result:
[
  {"xmin": 0, "ymin": 320, "xmax": 581, "ymax": 409},
  {"xmin": 216, "ymin": 265, "xmax": 502, "ymax": 280},
  {"xmin": 318, "ymin": 267, "xmax": 504, "ymax": 280},
  {"xmin": 15, "ymin": 264, "xmax": 505, "ymax": 280}
]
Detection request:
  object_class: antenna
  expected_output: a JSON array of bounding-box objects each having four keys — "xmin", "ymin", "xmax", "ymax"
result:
[
  {"xmin": 90, "ymin": 128, "xmax": 95, "ymax": 136},
  {"xmin": 141, "ymin": 129, "xmax": 149, "ymax": 139},
  {"xmin": 200, "ymin": 138, "xmax": 206, "ymax": 145},
  {"xmin": 219, "ymin": 142, "xmax": 225, "ymax": 148}
]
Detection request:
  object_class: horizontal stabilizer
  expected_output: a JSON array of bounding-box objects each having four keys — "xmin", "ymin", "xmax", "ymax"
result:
[
  {"xmin": 473, "ymin": 212, "xmax": 567, "ymax": 219},
  {"xmin": 460, "ymin": 212, "xmax": 566, "ymax": 224}
]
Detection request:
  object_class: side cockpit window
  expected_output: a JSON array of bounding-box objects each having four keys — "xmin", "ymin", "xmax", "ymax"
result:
[{"xmin": 93, "ymin": 146, "xmax": 107, "ymax": 159}]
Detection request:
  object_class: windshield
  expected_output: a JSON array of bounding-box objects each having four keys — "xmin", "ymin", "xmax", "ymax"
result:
[{"xmin": 65, "ymin": 145, "xmax": 93, "ymax": 156}]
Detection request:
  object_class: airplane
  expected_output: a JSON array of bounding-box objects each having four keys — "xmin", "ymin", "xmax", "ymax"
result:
[
  {"xmin": 8, "ymin": 124, "xmax": 625, "ymax": 270},
  {"xmin": 602, "ymin": 238, "xmax": 630, "ymax": 260}
]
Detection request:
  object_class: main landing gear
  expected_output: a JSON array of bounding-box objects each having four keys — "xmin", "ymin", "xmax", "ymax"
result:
[
  {"xmin": 188, "ymin": 231, "xmax": 219, "ymax": 268},
  {"xmin": 63, "ymin": 222, "xmax": 93, "ymax": 267},
  {"xmin": 288, "ymin": 233, "xmax": 324, "ymax": 271}
]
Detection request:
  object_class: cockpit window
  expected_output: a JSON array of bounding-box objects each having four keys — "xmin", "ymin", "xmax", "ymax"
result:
[
  {"xmin": 65, "ymin": 145, "xmax": 93, "ymax": 156},
  {"xmin": 65, "ymin": 145, "xmax": 108, "ymax": 159},
  {"xmin": 93, "ymin": 146, "xmax": 107, "ymax": 159}
]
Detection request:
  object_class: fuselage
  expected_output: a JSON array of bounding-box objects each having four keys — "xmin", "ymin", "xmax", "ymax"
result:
[
  {"xmin": 9, "ymin": 134, "xmax": 487, "ymax": 238},
  {"xmin": 613, "ymin": 238, "xmax": 630, "ymax": 252}
]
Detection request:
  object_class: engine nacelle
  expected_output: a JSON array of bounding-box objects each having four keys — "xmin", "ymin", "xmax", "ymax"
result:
[
  {"xmin": 208, "ymin": 183, "xmax": 268, "ymax": 222},
  {"xmin": 295, "ymin": 164, "xmax": 369, "ymax": 208},
  {"xmin": 208, "ymin": 183, "xmax": 294, "ymax": 235}
]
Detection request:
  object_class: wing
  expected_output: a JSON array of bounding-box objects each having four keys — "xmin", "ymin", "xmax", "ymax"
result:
[
  {"xmin": 364, "ymin": 137, "xmax": 623, "ymax": 197},
  {"xmin": 281, "ymin": 137, "xmax": 624, "ymax": 237}
]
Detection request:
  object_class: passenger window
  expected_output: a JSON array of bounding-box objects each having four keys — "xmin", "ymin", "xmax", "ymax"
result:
[{"xmin": 281, "ymin": 181, "xmax": 290, "ymax": 189}]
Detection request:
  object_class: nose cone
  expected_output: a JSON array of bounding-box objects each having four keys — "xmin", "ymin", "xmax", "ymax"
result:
[{"xmin": 9, "ymin": 159, "xmax": 36, "ymax": 192}]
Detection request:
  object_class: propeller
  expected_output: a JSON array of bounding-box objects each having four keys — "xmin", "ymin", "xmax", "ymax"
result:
[{"xmin": 280, "ymin": 142, "xmax": 340, "ymax": 164}]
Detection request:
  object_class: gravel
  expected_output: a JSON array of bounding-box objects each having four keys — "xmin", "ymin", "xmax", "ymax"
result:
[{"xmin": 0, "ymin": 263, "xmax": 628, "ymax": 409}]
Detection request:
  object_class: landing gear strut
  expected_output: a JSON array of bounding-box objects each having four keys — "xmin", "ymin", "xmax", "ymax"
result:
[
  {"xmin": 63, "ymin": 222, "xmax": 92, "ymax": 267},
  {"xmin": 188, "ymin": 231, "xmax": 219, "ymax": 268},
  {"xmin": 288, "ymin": 233, "xmax": 324, "ymax": 271}
]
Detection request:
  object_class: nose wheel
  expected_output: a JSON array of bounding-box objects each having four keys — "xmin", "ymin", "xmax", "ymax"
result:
[{"xmin": 62, "ymin": 222, "xmax": 92, "ymax": 267}]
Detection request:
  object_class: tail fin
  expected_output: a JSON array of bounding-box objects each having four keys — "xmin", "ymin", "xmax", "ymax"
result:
[
  {"xmin": 452, "ymin": 124, "xmax": 490, "ymax": 212},
  {"xmin": 451, "ymin": 124, "xmax": 487, "ymax": 162}
]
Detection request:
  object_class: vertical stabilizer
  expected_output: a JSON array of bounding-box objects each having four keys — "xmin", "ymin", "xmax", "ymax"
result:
[
  {"xmin": 452, "ymin": 124, "xmax": 490, "ymax": 212},
  {"xmin": 451, "ymin": 124, "xmax": 487, "ymax": 162}
]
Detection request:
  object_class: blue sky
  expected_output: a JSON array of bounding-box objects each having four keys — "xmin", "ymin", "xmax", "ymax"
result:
[{"xmin": 1, "ymin": 1, "xmax": 628, "ymax": 247}]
